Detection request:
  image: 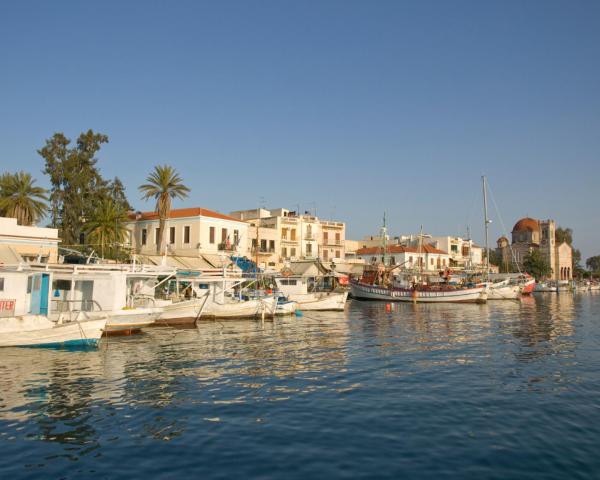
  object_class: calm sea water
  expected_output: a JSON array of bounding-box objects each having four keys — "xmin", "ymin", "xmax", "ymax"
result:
[{"xmin": 1, "ymin": 293, "xmax": 600, "ymax": 479}]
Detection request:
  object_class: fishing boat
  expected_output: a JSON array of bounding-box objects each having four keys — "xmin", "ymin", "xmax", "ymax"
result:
[
  {"xmin": 151, "ymin": 273, "xmax": 278, "ymax": 324},
  {"xmin": 0, "ymin": 268, "xmax": 106, "ymax": 347},
  {"xmin": 30, "ymin": 263, "xmax": 163, "ymax": 334},
  {"xmin": 350, "ymin": 217, "xmax": 487, "ymax": 304},
  {"xmin": 534, "ymin": 282, "xmax": 558, "ymax": 292},
  {"xmin": 273, "ymin": 275, "xmax": 348, "ymax": 311}
]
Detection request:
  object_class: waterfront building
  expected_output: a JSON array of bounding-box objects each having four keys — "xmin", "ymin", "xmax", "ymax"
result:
[
  {"xmin": 495, "ymin": 217, "xmax": 573, "ymax": 280},
  {"xmin": 229, "ymin": 208, "xmax": 346, "ymax": 268},
  {"xmin": 355, "ymin": 244, "xmax": 450, "ymax": 272},
  {"xmin": 125, "ymin": 207, "xmax": 249, "ymax": 268},
  {"xmin": 0, "ymin": 217, "xmax": 60, "ymax": 263},
  {"xmin": 428, "ymin": 236, "xmax": 483, "ymax": 269}
]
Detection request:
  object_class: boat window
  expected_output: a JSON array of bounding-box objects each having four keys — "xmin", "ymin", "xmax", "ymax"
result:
[
  {"xmin": 53, "ymin": 280, "xmax": 71, "ymax": 291},
  {"xmin": 0, "ymin": 277, "xmax": 4, "ymax": 291}
]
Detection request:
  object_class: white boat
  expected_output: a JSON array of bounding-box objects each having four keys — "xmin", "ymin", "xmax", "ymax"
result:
[
  {"xmin": 273, "ymin": 275, "xmax": 348, "ymax": 311},
  {"xmin": 0, "ymin": 314, "xmax": 106, "ymax": 347},
  {"xmin": 484, "ymin": 279, "xmax": 522, "ymax": 300},
  {"xmin": 286, "ymin": 291, "xmax": 348, "ymax": 311},
  {"xmin": 535, "ymin": 282, "xmax": 558, "ymax": 292},
  {"xmin": 0, "ymin": 267, "xmax": 106, "ymax": 347},
  {"xmin": 275, "ymin": 298, "xmax": 298, "ymax": 316},
  {"xmin": 350, "ymin": 279, "xmax": 487, "ymax": 303},
  {"xmin": 153, "ymin": 275, "xmax": 278, "ymax": 323},
  {"xmin": 29, "ymin": 263, "xmax": 165, "ymax": 333}
]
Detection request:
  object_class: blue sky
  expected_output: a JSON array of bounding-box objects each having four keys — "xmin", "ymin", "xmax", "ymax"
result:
[{"xmin": 1, "ymin": 1, "xmax": 599, "ymax": 259}]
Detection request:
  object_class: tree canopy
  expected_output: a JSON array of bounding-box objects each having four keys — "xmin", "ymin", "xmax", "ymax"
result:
[
  {"xmin": 38, "ymin": 130, "xmax": 131, "ymax": 246},
  {"xmin": 586, "ymin": 256, "xmax": 600, "ymax": 273},
  {"xmin": 523, "ymin": 250, "xmax": 552, "ymax": 280},
  {"xmin": 0, "ymin": 171, "xmax": 48, "ymax": 225}
]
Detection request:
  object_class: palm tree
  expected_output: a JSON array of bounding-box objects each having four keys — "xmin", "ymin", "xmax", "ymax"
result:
[
  {"xmin": 84, "ymin": 198, "xmax": 129, "ymax": 259},
  {"xmin": 0, "ymin": 171, "xmax": 48, "ymax": 225},
  {"xmin": 139, "ymin": 165, "xmax": 190, "ymax": 255}
]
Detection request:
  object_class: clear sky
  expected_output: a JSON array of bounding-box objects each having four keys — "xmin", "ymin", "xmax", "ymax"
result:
[{"xmin": 1, "ymin": 1, "xmax": 599, "ymax": 259}]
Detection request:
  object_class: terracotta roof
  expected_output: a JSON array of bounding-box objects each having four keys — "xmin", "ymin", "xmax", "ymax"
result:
[
  {"xmin": 512, "ymin": 217, "xmax": 539, "ymax": 232},
  {"xmin": 128, "ymin": 207, "xmax": 242, "ymax": 223},
  {"xmin": 356, "ymin": 243, "xmax": 447, "ymax": 255}
]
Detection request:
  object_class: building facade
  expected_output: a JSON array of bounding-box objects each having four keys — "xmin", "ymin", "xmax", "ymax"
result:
[
  {"xmin": 355, "ymin": 244, "xmax": 451, "ymax": 272},
  {"xmin": 229, "ymin": 208, "xmax": 346, "ymax": 267},
  {"xmin": 0, "ymin": 217, "xmax": 60, "ymax": 263},
  {"xmin": 125, "ymin": 207, "xmax": 249, "ymax": 260},
  {"xmin": 496, "ymin": 217, "xmax": 573, "ymax": 281}
]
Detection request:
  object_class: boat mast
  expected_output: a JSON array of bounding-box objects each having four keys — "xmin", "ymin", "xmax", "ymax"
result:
[
  {"xmin": 418, "ymin": 225, "xmax": 424, "ymax": 278},
  {"xmin": 482, "ymin": 175, "xmax": 491, "ymax": 280},
  {"xmin": 381, "ymin": 212, "xmax": 387, "ymax": 266}
]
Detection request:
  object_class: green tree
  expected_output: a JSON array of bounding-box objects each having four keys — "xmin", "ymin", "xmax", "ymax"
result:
[
  {"xmin": 84, "ymin": 198, "xmax": 128, "ymax": 259},
  {"xmin": 139, "ymin": 165, "xmax": 190, "ymax": 255},
  {"xmin": 586, "ymin": 256, "xmax": 600, "ymax": 273},
  {"xmin": 106, "ymin": 177, "xmax": 132, "ymax": 212},
  {"xmin": 555, "ymin": 227, "xmax": 573, "ymax": 245},
  {"xmin": 0, "ymin": 171, "xmax": 48, "ymax": 225},
  {"xmin": 523, "ymin": 249, "xmax": 552, "ymax": 280},
  {"xmin": 38, "ymin": 130, "xmax": 110, "ymax": 245}
]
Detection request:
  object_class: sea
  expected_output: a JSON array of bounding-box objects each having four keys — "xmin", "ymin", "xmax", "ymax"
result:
[{"xmin": 1, "ymin": 293, "xmax": 599, "ymax": 479}]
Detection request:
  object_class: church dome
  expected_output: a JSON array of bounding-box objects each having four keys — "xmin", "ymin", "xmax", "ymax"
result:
[{"xmin": 512, "ymin": 217, "xmax": 539, "ymax": 233}]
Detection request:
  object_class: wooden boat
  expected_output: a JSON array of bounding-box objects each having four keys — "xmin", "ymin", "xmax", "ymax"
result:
[
  {"xmin": 484, "ymin": 279, "xmax": 522, "ymax": 300},
  {"xmin": 350, "ymin": 278, "xmax": 487, "ymax": 303}
]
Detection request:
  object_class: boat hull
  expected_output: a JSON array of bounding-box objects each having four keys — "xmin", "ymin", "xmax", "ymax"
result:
[
  {"xmin": 155, "ymin": 296, "xmax": 278, "ymax": 324},
  {"xmin": 0, "ymin": 315, "xmax": 106, "ymax": 348},
  {"xmin": 288, "ymin": 291, "xmax": 348, "ymax": 311},
  {"xmin": 350, "ymin": 282, "xmax": 486, "ymax": 303},
  {"xmin": 487, "ymin": 285, "xmax": 521, "ymax": 300},
  {"xmin": 275, "ymin": 300, "xmax": 297, "ymax": 316}
]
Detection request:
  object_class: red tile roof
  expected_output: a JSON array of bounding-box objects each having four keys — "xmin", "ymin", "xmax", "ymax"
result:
[
  {"xmin": 128, "ymin": 207, "xmax": 242, "ymax": 223},
  {"xmin": 356, "ymin": 244, "xmax": 448, "ymax": 255}
]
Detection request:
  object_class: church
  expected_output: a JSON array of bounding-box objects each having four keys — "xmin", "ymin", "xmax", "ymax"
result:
[{"xmin": 496, "ymin": 217, "xmax": 573, "ymax": 281}]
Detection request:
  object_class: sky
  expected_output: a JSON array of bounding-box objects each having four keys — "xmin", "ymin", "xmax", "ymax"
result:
[{"xmin": 1, "ymin": 0, "xmax": 599, "ymax": 259}]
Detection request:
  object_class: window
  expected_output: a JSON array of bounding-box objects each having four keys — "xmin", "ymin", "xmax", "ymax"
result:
[
  {"xmin": 291, "ymin": 229, "xmax": 296, "ymax": 241},
  {"xmin": 323, "ymin": 250, "xmax": 328, "ymax": 260},
  {"xmin": 437, "ymin": 258, "xmax": 441, "ymax": 269},
  {"xmin": 282, "ymin": 228, "xmax": 288, "ymax": 240},
  {"xmin": 290, "ymin": 247, "xmax": 296, "ymax": 257},
  {"xmin": 306, "ymin": 225, "xmax": 312, "ymax": 238},
  {"xmin": 336, "ymin": 250, "xmax": 341, "ymax": 258},
  {"xmin": 27, "ymin": 276, "xmax": 32, "ymax": 293},
  {"xmin": 335, "ymin": 232, "xmax": 340, "ymax": 243},
  {"xmin": 282, "ymin": 247, "xmax": 287, "ymax": 257},
  {"xmin": 209, "ymin": 226, "xmax": 215, "ymax": 244},
  {"xmin": 252, "ymin": 238, "xmax": 257, "ymax": 248},
  {"xmin": 409, "ymin": 256, "xmax": 413, "ymax": 264},
  {"xmin": 0, "ymin": 277, "xmax": 4, "ymax": 291},
  {"xmin": 234, "ymin": 230, "xmax": 239, "ymax": 245},
  {"xmin": 260, "ymin": 239, "xmax": 267, "ymax": 251},
  {"xmin": 184, "ymin": 226, "xmax": 191, "ymax": 244},
  {"xmin": 169, "ymin": 226, "xmax": 176, "ymax": 244},
  {"xmin": 306, "ymin": 243, "xmax": 312, "ymax": 255},
  {"xmin": 269, "ymin": 240, "xmax": 275, "ymax": 251},
  {"xmin": 323, "ymin": 232, "xmax": 328, "ymax": 242},
  {"xmin": 431, "ymin": 258, "xmax": 434, "ymax": 265},
  {"xmin": 451, "ymin": 244, "xmax": 458, "ymax": 253},
  {"xmin": 155, "ymin": 228, "xmax": 161, "ymax": 245},
  {"xmin": 221, "ymin": 228, "xmax": 227, "ymax": 243},
  {"xmin": 141, "ymin": 228, "xmax": 147, "ymax": 246}
]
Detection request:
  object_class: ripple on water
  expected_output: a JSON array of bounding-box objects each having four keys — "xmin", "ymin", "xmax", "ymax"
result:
[{"xmin": 1, "ymin": 295, "xmax": 600, "ymax": 479}]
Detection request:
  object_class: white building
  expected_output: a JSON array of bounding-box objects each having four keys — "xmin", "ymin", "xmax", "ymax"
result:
[
  {"xmin": 0, "ymin": 217, "xmax": 60, "ymax": 263},
  {"xmin": 125, "ymin": 207, "xmax": 249, "ymax": 266},
  {"xmin": 355, "ymin": 244, "xmax": 451, "ymax": 272},
  {"xmin": 428, "ymin": 236, "xmax": 483, "ymax": 269},
  {"xmin": 229, "ymin": 208, "xmax": 346, "ymax": 268}
]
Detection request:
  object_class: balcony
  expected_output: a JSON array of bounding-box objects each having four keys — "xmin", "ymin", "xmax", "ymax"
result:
[
  {"xmin": 323, "ymin": 240, "xmax": 343, "ymax": 246},
  {"xmin": 251, "ymin": 247, "xmax": 275, "ymax": 255}
]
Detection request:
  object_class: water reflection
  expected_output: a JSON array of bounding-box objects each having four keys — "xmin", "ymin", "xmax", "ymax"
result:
[{"xmin": 0, "ymin": 294, "xmax": 596, "ymax": 478}]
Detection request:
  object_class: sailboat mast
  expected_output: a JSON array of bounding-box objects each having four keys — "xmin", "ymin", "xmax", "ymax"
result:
[
  {"xmin": 482, "ymin": 175, "xmax": 490, "ymax": 279},
  {"xmin": 381, "ymin": 212, "xmax": 387, "ymax": 266}
]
